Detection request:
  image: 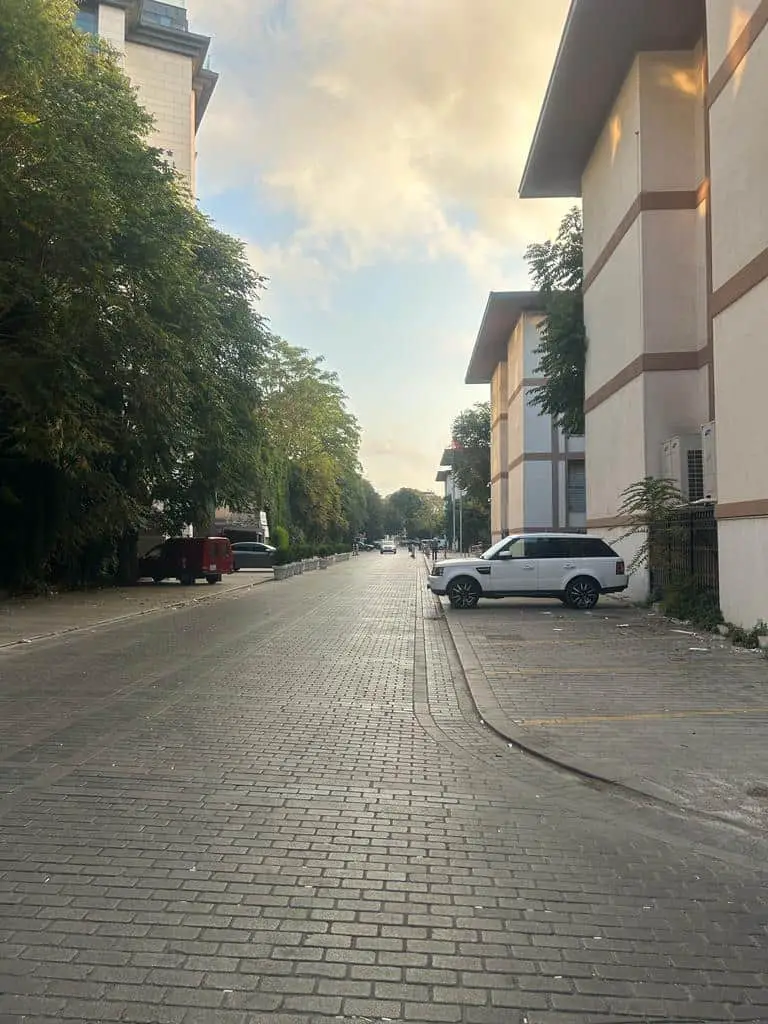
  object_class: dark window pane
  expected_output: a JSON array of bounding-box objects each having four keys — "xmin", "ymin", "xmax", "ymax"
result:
[
  {"xmin": 573, "ymin": 537, "xmax": 615, "ymax": 557},
  {"xmin": 525, "ymin": 537, "xmax": 572, "ymax": 558},
  {"xmin": 567, "ymin": 461, "xmax": 586, "ymax": 515}
]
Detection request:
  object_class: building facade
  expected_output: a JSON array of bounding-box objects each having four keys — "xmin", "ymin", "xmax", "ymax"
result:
[
  {"xmin": 465, "ymin": 292, "xmax": 586, "ymax": 542},
  {"xmin": 521, "ymin": 0, "xmax": 768, "ymax": 625},
  {"xmin": 76, "ymin": 0, "xmax": 217, "ymax": 193}
]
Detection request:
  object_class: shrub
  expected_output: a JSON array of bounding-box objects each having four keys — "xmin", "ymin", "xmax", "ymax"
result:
[{"xmin": 661, "ymin": 579, "xmax": 723, "ymax": 632}]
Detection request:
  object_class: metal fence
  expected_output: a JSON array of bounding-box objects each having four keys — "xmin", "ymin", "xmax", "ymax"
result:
[{"xmin": 648, "ymin": 503, "xmax": 719, "ymax": 597}]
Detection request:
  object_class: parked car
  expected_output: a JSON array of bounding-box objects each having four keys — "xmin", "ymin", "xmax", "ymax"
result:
[
  {"xmin": 427, "ymin": 533, "xmax": 627, "ymax": 610},
  {"xmin": 138, "ymin": 536, "xmax": 234, "ymax": 586},
  {"xmin": 230, "ymin": 540, "xmax": 276, "ymax": 570},
  {"xmin": 380, "ymin": 541, "xmax": 397, "ymax": 554}
]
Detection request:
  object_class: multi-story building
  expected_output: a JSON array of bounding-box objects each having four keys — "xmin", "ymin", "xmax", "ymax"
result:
[
  {"xmin": 464, "ymin": 292, "xmax": 586, "ymax": 542},
  {"xmin": 520, "ymin": 0, "xmax": 768, "ymax": 626},
  {"xmin": 75, "ymin": 0, "xmax": 217, "ymax": 193}
]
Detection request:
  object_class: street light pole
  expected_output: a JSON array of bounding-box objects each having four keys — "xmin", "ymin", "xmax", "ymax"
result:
[
  {"xmin": 451, "ymin": 474, "xmax": 457, "ymax": 551},
  {"xmin": 458, "ymin": 486, "xmax": 463, "ymax": 554}
]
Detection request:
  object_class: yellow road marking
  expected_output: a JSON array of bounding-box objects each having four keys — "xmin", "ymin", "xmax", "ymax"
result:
[{"xmin": 522, "ymin": 707, "xmax": 768, "ymax": 727}]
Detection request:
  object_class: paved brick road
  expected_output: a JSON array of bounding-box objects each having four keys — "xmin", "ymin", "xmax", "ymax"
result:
[{"xmin": 0, "ymin": 555, "xmax": 766, "ymax": 1023}]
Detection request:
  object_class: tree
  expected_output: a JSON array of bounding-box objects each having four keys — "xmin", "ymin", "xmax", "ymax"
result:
[
  {"xmin": 383, "ymin": 489, "xmax": 443, "ymax": 538},
  {"xmin": 259, "ymin": 339, "xmax": 361, "ymax": 543},
  {"xmin": 449, "ymin": 402, "xmax": 490, "ymax": 506},
  {"xmin": 525, "ymin": 207, "xmax": 586, "ymax": 436},
  {"xmin": 0, "ymin": 0, "xmax": 272, "ymax": 586}
]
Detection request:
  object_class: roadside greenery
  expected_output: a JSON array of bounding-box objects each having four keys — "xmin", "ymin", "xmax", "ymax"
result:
[
  {"xmin": 0, "ymin": 0, "xmax": 381, "ymax": 591},
  {"xmin": 525, "ymin": 207, "xmax": 586, "ymax": 436}
]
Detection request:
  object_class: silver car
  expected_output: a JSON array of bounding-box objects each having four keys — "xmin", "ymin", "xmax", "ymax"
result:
[{"xmin": 231, "ymin": 541, "xmax": 276, "ymax": 570}]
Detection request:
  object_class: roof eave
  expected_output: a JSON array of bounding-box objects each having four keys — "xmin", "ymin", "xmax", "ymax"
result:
[
  {"xmin": 464, "ymin": 291, "xmax": 543, "ymax": 385},
  {"xmin": 519, "ymin": 0, "xmax": 706, "ymax": 200}
]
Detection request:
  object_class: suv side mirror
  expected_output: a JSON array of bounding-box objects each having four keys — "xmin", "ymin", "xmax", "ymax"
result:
[{"xmin": 496, "ymin": 550, "xmax": 513, "ymax": 560}]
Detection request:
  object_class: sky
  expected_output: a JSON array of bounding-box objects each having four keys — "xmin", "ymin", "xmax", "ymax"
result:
[{"xmin": 186, "ymin": 0, "xmax": 572, "ymax": 496}]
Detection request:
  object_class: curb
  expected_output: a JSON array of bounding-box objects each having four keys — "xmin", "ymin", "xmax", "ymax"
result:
[
  {"xmin": 0, "ymin": 574, "xmax": 273, "ymax": 651},
  {"xmin": 429, "ymin": 584, "xmax": 766, "ymax": 834}
]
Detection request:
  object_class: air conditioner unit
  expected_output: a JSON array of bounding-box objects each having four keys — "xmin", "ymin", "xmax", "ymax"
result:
[
  {"xmin": 660, "ymin": 435, "xmax": 703, "ymax": 501},
  {"xmin": 701, "ymin": 421, "xmax": 717, "ymax": 501}
]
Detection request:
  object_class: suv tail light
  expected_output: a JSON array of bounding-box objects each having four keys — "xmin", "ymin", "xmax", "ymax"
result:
[{"xmin": 616, "ymin": 560, "xmax": 625, "ymax": 576}]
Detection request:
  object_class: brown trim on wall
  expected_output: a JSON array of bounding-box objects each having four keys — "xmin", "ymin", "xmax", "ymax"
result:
[
  {"xmin": 583, "ymin": 189, "xmax": 702, "ymax": 293},
  {"xmin": 715, "ymin": 499, "xmax": 768, "ymax": 521},
  {"xmin": 710, "ymin": 245, "xmax": 768, "ymax": 319},
  {"xmin": 586, "ymin": 515, "xmax": 632, "ymax": 530},
  {"xmin": 507, "ymin": 377, "xmax": 545, "ymax": 407},
  {"xmin": 508, "ymin": 451, "xmax": 584, "ymax": 473},
  {"xmin": 708, "ymin": 0, "xmax": 768, "ymax": 107},
  {"xmin": 584, "ymin": 348, "xmax": 709, "ymax": 415},
  {"xmin": 491, "ymin": 412, "xmax": 508, "ymax": 429},
  {"xmin": 490, "ymin": 472, "xmax": 509, "ymax": 485}
]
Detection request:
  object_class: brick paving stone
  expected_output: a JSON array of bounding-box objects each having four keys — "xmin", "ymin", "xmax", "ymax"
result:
[{"xmin": 0, "ymin": 555, "xmax": 766, "ymax": 1023}]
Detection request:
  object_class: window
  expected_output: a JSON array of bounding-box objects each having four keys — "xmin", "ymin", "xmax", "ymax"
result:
[
  {"xmin": 687, "ymin": 449, "xmax": 704, "ymax": 501},
  {"xmin": 525, "ymin": 537, "xmax": 572, "ymax": 559},
  {"xmin": 74, "ymin": 3, "xmax": 98, "ymax": 33},
  {"xmin": 567, "ymin": 460, "xmax": 586, "ymax": 515},
  {"xmin": 572, "ymin": 537, "xmax": 615, "ymax": 558},
  {"xmin": 495, "ymin": 537, "xmax": 526, "ymax": 559}
]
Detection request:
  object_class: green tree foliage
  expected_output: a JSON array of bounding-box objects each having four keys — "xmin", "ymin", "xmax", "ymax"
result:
[
  {"xmin": 449, "ymin": 402, "xmax": 490, "ymax": 505},
  {"xmin": 616, "ymin": 476, "xmax": 684, "ymax": 574},
  {"xmin": 525, "ymin": 207, "xmax": 586, "ymax": 437},
  {"xmin": 260, "ymin": 339, "xmax": 362, "ymax": 543},
  {"xmin": 0, "ymin": 0, "xmax": 376, "ymax": 587},
  {"xmin": 383, "ymin": 489, "xmax": 443, "ymax": 538}
]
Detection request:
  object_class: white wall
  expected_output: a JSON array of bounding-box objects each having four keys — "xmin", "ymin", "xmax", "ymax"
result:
[
  {"xmin": 124, "ymin": 42, "xmax": 195, "ymax": 189},
  {"xmin": 522, "ymin": 314, "xmax": 545, "ymax": 378},
  {"xmin": 586, "ymin": 376, "xmax": 646, "ymax": 519},
  {"xmin": 523, "ymin": 391, "xmax": 552, "ymax": 453},
  {"xmin": 712, "ymin": 277, "xmax": 768, "ymax": 506},
  {"xmin": 584, "ymin": 223, "xmax": 645, "ymax": 393},
  {"xmin": 708, "ymin": 21, "xmax": 768, "ymax": 290},
  {"xmin": 641, "ymin": 211, "xmax": 706, "ymax": 354},
  {"xmin": 582, "ymin": 58, "xmax": 642, "ymax": 272},
  {"xmin": 706, "ymin": 0, "xmax": 763, "ymax": 71},
  {"xmin": 98, "ymin": 3, "xmax": 126, "ymax": 55},
  {"xmin": 638, "ymin": 51, "xmax": 704, "ymax": 190},
  {"xmin": 523, "ymin": 462, "xmax": 553, "ymax": 528},
  {"xmin": 718, "ymin": 520, "xmax": 768, "ymax": 626}
]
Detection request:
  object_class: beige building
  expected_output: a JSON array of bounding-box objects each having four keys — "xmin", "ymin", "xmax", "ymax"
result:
[
  {"xmin": 76, "ymin": 0, "xmax": 217, "ymax": 193},
  {"xmin": 520, "ymin": 0, "xmax": 768, "ymax": 626},
  {"xmin": 465, "ymin": 292, "xmax": 586, "ymax": 542}
]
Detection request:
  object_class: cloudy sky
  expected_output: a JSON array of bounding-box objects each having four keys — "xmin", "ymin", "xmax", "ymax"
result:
[{"xmin": 186, "ymin": 0, "xmax": 571, "ymax": 496}]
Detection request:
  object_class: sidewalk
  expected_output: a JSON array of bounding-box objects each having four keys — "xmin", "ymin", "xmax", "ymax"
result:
[
  {"xmin": 0, "ymin": 570, "xmax": 272, "ymax": 648},
  {"xmin": 434, "ymin": 576, "xmax": 768, "ymax": 831}
]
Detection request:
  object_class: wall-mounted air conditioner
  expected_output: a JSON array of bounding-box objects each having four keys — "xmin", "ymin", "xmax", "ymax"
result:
[
  {"xmin": 701, "ymin": 421, "xmax": 717, "ymax": 501},
  {"xmin": 660, "ymin": 435, "xmax": 703, "ymax": 501}
]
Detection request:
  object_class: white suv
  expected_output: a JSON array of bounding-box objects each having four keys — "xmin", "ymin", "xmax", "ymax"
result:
[{"xmin": 427, "ymin": 533, "xmax": 627, "ymax": 610}]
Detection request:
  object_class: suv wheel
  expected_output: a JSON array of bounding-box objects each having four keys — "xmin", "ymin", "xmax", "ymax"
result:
[
  {"xmin": 564, "ymin": 576, "xmax": 600, "ymax": 610},
  {"xmin": 447, "ymin": 577, "xmax": 481, "ymax": 610}
]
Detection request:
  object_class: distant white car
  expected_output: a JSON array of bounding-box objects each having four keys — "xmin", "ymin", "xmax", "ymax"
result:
[
  {"xmin": 427, "ymin": 533, "xmax": 627, "ymax": 610},
  {"xmin": 380, "ymin": 541, "xmax": 397, "ymax": 554}
]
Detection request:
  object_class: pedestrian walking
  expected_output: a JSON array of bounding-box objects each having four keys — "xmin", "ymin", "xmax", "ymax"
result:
[{"xmin": 430, "ymin": 538, "xmax": 439, "ymax": 562}]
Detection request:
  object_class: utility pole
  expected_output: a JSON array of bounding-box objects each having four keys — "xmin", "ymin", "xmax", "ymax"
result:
[
  {"xmin": 451, "ymin": 473, "xmax": 457, "ymax": 551},
  {"xmin": 458, "ymin": 486, "xmax": 463, "ymax": 554}
]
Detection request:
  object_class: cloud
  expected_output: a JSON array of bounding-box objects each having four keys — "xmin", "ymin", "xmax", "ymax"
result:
[
  {"xmin": 244, "ymin": 240, "xmax": 335, "ymax": 314},
  {"xmin": 188, "ymin": 0, "xmax": 571, "ymax": 280}
]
